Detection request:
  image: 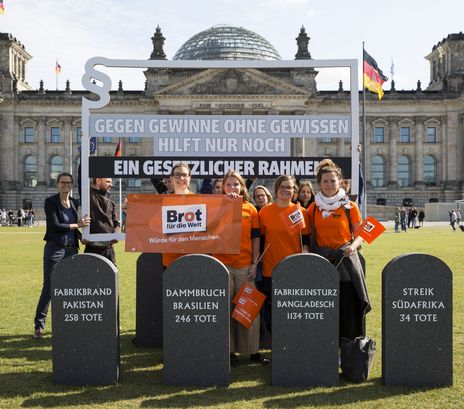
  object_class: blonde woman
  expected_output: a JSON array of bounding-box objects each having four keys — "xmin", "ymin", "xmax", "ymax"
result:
[{"xmin": 213, "ymin": 170, "xmax": 268, "ymax": 365}]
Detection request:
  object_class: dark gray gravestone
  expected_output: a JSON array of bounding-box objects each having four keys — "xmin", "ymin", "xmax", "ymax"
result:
[
  {"xmin": 272, "ymin": 253, "xmax": 339, "ymax": 386},
  {"xmin": 51, "ymin": 253, "xmax": 119, "ymax": 385},
  {"xmin": 382, "ymin": 253, "xmax": 452, "ymax": 386},
  {"xmin": 135, "ymin": 253, "xmax": 163, "ymax": 347},
  {"xmin": 163, "ymin": 254, "xmax": 229, "ymax": 386}
]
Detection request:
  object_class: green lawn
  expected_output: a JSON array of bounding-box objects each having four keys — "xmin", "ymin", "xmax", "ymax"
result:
[{"xmin": 0, "ymin": 225, "xmax": 462, "ymax": 408}]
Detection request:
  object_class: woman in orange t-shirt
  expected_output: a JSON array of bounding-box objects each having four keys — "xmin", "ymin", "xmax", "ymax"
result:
[
  {"xmin": 307, "ymin": 159, "xmax": 370, "ymax": 343},
  {"xmin": 259, "ymin": 176, "xmax": 310, "ymax": 330},
  {"xmin": 213, "ymin": 171, "xmax": 268, "ymax": 365},
  {"xmin": 162, "ymin": 162, "xmax": 193, "ymax": 268}
]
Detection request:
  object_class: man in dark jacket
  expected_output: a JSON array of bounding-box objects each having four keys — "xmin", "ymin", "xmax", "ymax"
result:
[{"xmin": 84, "ymin": 178, "xmax": 120, "ymax": 264}]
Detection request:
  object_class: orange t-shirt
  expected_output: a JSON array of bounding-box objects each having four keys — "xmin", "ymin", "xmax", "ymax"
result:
[
  {"xmin": 307, "ymin": 202, "xmax": 362, "ymax": 249},
  {"xmin": 259, "ymin": 203, "xmax": 310, "ymax": 277},
  {"xmin": 214, "ymin": 201, "xmax": 259, "ymax": 269}
]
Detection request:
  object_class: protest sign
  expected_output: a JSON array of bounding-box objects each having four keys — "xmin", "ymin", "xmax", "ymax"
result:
[{"xmin": 125, "ymin": 194, "xmax": 242, "ymax": 254}]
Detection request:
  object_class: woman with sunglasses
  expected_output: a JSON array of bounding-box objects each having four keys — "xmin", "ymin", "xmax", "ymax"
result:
[{"xmin": 33, "ymin": 172, "xmax": 90, "ymax": 339}]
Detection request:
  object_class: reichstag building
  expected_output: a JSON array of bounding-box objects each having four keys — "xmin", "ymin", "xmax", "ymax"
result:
[{"xmin": 0, "ymin": 25, "xmax": 463, "ymax": 214}]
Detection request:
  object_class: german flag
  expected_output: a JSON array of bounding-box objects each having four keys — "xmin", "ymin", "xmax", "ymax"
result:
[
  {"xmin": 115, "ymin": 138, "xmax": 122, "ymax": 157},
  {"xmin": 363, "ymin": 50, "xmax": 388, "ymax": 100},
  {"xmin": 0, "ymin": 1, "xmax": 4, "ymax": 15}
]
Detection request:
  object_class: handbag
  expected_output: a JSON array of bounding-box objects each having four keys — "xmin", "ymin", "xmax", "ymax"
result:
[{"xmin": 340, "ymin": 336, "xmax": 376, "ymax": 383}]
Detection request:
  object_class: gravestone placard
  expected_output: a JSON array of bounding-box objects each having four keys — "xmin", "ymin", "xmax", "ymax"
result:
[
  {"xmin": 163, "ymin": 254, "xmax": 229, "ymax": 386},
  {"xmin": 135, "ymin": 253, "xmax": 163, "ymax": 347},
  {"xmin": 51, "ymin": 253, "xmax": 119, "ymax": 385},
  {"xmin": 272, "ymin": 253, "xmax": 339, "ymax": 386},
  {"xmin": 382, "ymin": 253, "xmax": 452, "ymax": 386}
]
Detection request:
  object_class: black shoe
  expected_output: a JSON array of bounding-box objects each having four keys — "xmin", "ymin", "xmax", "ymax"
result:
[
  {"xmin": 230, "ymin": 353, "xmax": 238, "ymax": 367},
  {"xmin": 250, "ymin": 353, "xmax": 270, "ymax": 365}
]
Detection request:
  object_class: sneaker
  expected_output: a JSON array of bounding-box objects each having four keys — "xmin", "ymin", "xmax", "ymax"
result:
[
  {"xmin": 33, "ymin": 329, "xmax": 43, "ymax": 339},
  {"xmin": 250, "ymin": 353, "xmax": 270, "ymax": 365}
]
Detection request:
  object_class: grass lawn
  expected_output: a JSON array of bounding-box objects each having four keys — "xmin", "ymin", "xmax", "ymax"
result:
[{"xmin": 0, "ymin": 225, "xmax": 462, "ymax": 408}]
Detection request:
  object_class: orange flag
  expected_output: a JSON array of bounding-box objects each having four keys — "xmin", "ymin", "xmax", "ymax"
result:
[{"xmin": 354, "ymin": 216, "xmax": 385, "ymax": 244}]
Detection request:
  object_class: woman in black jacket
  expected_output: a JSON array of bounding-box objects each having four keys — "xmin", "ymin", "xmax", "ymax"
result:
[{"xmin": 33, "ymin": 172, "xmax": 90, "ymax": 338}]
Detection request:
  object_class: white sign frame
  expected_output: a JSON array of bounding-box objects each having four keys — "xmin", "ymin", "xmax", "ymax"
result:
[{"xmin": 81, "ymin": 58, "xmax": 359, "ymax": 242}]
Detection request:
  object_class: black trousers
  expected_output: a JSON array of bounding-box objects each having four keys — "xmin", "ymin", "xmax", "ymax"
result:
[
  {"xmin": 339, "ymin": 281, "xmax": 365, "ymax": 343},
  {"xmin": 84, "ymin": 245, "xmax": 116, "ymax": 265}
]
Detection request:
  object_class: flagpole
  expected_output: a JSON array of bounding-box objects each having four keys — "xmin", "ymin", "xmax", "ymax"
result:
[
  {"xmin": 69, "ymin": 131, "xmax": 73, "ymax": 174},
  {"xmin": 361, "ymin": 42, "xmax": 367, "ymax": 219},
  {"xmin": 55, "ymin": 58, "xmax": 58, "ymax": 91}
]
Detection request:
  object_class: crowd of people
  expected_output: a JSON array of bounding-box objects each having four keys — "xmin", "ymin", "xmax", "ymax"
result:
[
  {"xmin": 0, "ymin": 208, "xmax": 37, "ymax": 226},
  {"xmin": 33, "ymin": 160, "xmax": 372, "ymax": 373},
  {"xmin": 394, "ymin": 207, "xmax": 426, "ymax": 232}
]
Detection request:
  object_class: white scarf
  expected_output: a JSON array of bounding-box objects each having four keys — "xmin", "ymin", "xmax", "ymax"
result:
[{"xmin": 315, "ymin": 189, "xmax": 352, "ymax": 218}]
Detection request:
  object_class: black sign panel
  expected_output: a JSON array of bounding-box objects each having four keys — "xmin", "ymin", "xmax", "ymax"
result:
[{"xmin": 89, "ymin": 156, "xmax": 352, "ymax": 179}]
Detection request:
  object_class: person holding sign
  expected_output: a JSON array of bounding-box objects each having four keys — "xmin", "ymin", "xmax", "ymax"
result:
[
  {"xmin": 33, "ymin": 172, "xmax": 90, "ymax": 339},
  {"xmin": 212, "ymin": 171, "xmax": 268, "ymax": 366},
  {"xmin": 307, "ymin": 159, "xmax": 371, "ymax": 343},
  {"xmin": 259, "ymin": 175, "xmax": 310, "ymax": 333},
  {"xmin": 162, "ymin": 163, "xmax": 193, "ymax": 268}
]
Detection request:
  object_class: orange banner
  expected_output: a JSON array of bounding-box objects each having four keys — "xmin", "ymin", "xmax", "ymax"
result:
[
  {"xmin": 354, "ymin": 215, "xmax": 385, "ymax": 244},
  {"xmin": 125, "ymin": 194, "xmax": 242, "ymax": 254}
]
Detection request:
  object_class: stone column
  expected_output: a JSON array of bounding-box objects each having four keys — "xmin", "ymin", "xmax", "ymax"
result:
[
  {"xmin": 37, "ymin": 117, "xmax": 47, "ymax": 185},
  {"xmin": 388, "ymin": 120, "xmax": 398, "ymax": 187},
  {"xmin": 414, "ymin": 118, "xmax": 424, "ymax": 187},
  {"xmin": 63, "ymin": 117, "xmax": 72, "ymax": 174},
  {"xmin": 445, "ymin": 112, "xmax": 458, "ymax": 188},
  {"xmin": 440, "ymin": 116, "xmax": 447, "ymax": 185}
]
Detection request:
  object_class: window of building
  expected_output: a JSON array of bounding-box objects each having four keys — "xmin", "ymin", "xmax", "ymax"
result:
[
  {"xmin": 127, "ymin": 178, "xmax": 142, "ymax": 188},
  {"xmin": 76, "ymin": 127, "xmax": 82, "ymax": 144},
  {"xmin": 374, "ymin": 127, "xmax": 384, "ymax": 143},
  {"xmin": 376, "ymin": 198, "xmax": 387, "ymax": 205},
  {"xmin": 24, "ymin": 155, "xmax": 38, "ymax": 187},
  {"xmin": 24, "ymin": 127, "xmax": 35, "ymax": 143},
  {"xmin": 425, "ymin": 127, "xmax": 436, "ymax": 143},
  {"xmin": 371, "ymin": 155, "xmax": 385, "ymax": 187},
  {"xmin": 103, "ymin": 136, "xmax": 113, "ymax": 143},
  {"xmin": 399, "ymin": 127, "xmax": 411, "ymax": 143},
  {"xmin": 319, "ymin": 137, "xmax": 332, "ymax": 143},
  {"xmin": 50, "ymin": 127, "xmax": 61, "ymax": 143},
  {"xmin": 128, "ymin": 136, "xmax": 140, "ymax": 143},
  {"xmin": 403, "ymin": 198, "xmax": 413, "ymax": 207},
  {"xmin": 429, "ymin": 198, "xmax": 439, "ymax": 203},
  {"xmin": 23, "ymin": 199, "xmax": 32, "ymax": 210},
  {"xmin": 397, "ymin": 155, "xmax": 411, "ymax": 187},
  {"xmin": 423, "ymin": 155, "xmax": 437, "ymax": 185},
  {"xmin": 50, "ymin": 155, "xmax": 64, "ymax": 185}
]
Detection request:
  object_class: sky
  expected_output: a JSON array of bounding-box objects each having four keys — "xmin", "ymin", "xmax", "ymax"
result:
[{"xmin": 2, "ymin": 0, "xmax": 464, "ymax": 92}]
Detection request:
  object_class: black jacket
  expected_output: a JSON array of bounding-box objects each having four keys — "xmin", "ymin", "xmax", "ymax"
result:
[{"xmin": 43, "ymin": 193, "xmax": 81, "ymax": 247}]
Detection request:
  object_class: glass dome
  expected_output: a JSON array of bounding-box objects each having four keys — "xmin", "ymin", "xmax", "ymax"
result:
[{"xmin": 173, "ymin": 25, "xmax": 281, "ymax": 61}]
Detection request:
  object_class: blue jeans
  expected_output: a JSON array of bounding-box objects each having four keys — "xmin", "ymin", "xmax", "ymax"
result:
[{"xmin": 34, "ymin": 242, "xmax": 77, "ymax": 331}]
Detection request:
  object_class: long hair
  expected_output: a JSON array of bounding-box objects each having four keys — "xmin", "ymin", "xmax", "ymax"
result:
[{"xmin": 222, "ymin": 170, "xmax": 250, "ymax": 202}]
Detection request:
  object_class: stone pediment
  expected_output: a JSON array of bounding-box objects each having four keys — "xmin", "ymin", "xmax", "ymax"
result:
[{"xmin": 155, "ymin": 68, "xmax": 310, "ymax": 96}]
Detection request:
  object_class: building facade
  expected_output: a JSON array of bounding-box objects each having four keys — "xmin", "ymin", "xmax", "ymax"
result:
[{"xmin": 0, "ymin": 26, "xmax": 463, "ymax": 213}]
